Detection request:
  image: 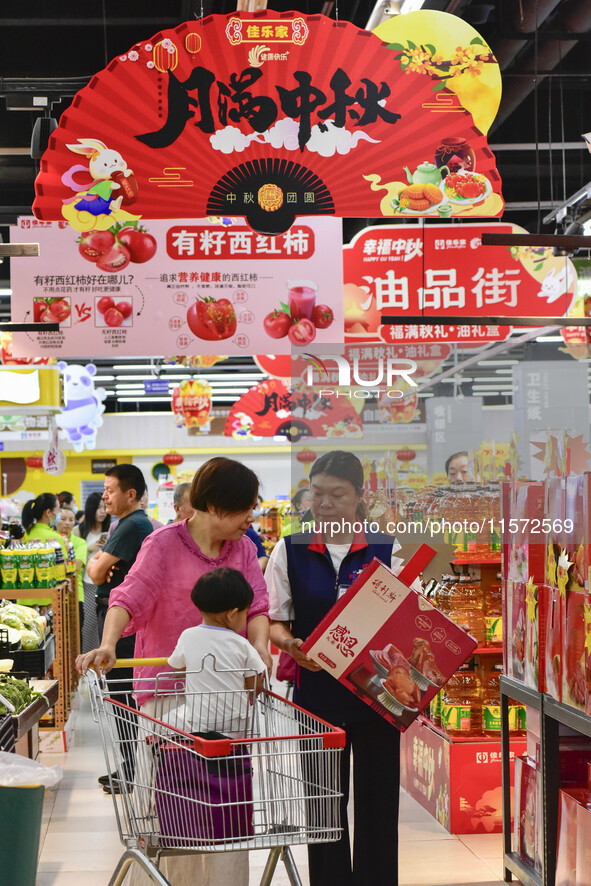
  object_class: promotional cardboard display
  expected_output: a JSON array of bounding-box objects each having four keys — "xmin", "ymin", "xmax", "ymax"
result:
[{"xmin": 302, "ymin": 547, "xmax": 477, "ymax": 732}]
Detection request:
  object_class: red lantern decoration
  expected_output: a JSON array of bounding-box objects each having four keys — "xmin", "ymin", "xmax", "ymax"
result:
[
  {"xmin": 396, "ymin": 449, "xmax": 416, "ymax": 462},
  {"xmin": 163, "ymin": 452, "xmax": 184, "ymax": 466},
  {"xmin": 26, "ymin": 456, "xmax": 43, "ymax": 468},
  {"xmin": 296, "ymin": 450, "xmax": 317, "ymax": 474}
]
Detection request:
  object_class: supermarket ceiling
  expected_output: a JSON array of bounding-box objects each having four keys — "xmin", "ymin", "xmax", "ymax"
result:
[{"xmin": 0, "ymin": 0, "xmax": 590, "ymax": 413}]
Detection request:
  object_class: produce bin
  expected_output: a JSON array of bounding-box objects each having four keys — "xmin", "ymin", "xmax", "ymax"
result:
[
  {"xmin": 0, "ymin": 784, "xmax": 44, "ymax": 885},
  {"xmin": 9, "ymin": 633, "xmax": 55, "ymax": 678}
]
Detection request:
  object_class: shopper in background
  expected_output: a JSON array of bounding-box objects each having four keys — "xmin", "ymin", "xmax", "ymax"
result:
[
  {"xmin": 281, "ymin": 487, "xmax": 312, "ymax": 537},
  {"xmin": 73, "ymin": 492, "xmax": 111, "ymax": 652},
  {"xmin": 21, "ymin": 493, "xmax": 69, "ymax": 607},
  {"xmin": 58, "ymin": 490, "xmax": 77, "ymax": 511},
  {"xmin": 445, "ymin": 451, "xmax": 471, "ymax": 484},
  {"xmin": 57, "ymin": 506, "xmax": 87, "ymax": 641},
  {"xmin": 87, "ymin": 464, "xmax": 154, "ymax": 794},
  {"xmin": 139, "ymin": 490, "xmax": 164, "ymax": 530},
  {"xmin": 267, "ymin": 450, "xmax": 409, "ymax": 886},
  {"xmin": 77, "ymin": 456, "xmax": 271, "ymax": 886},
  {"xmin": 172, "ymin": 481, "xmax": 193, "ymax": 522}
]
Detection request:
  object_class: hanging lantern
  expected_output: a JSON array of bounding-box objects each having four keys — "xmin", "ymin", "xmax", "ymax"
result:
[
  {"xmin": 171, "ymin": 380, "xmax": 212, "ymax": 429},
  {"xmin": 396, "ymin": 449, "xmax": 416, "ymax": 462},
  {"xmin": 163, "ymin": 452, "xmax": 184, "ymax": 466},
  {"xmin": 296, "ymin": 450, "xmax": 317, "ymax": 474},
  {"xmin": 26, "ymin": 456, "xmax": 43, "ymax": 468},
  {"xmin": 185, "ymin": 33, "xmax": 202, "ymax": 53}
]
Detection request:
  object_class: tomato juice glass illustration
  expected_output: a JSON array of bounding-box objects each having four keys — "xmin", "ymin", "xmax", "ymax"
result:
[{"xmin": 287, "ymin": 280, "xmax": 317, "ymax": 320}]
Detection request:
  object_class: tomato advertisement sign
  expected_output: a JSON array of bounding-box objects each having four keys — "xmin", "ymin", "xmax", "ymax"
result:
[
  {"xmin": 344, "ymin": 223, "xmax": 577, "ymax": 344},
  {"xmin": 33, "ymin": 11, "xmax": 503, "ymax": 236},
  {"xmin": 9, "ymin": 216, "xmax": 342, "ymax": 357}
]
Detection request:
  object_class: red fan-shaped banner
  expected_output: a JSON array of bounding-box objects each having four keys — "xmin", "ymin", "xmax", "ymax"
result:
[
  {"xmin": 224, "ymin": 377, "xmax": 363, "ymax": 441},
  {"xmin": 33, "ymin": 11, "xmax": 503, "ymax": 235}
]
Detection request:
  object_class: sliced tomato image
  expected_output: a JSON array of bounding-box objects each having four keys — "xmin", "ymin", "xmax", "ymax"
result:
[{"xmin": 187, "ymin": 297, "xmax": 237, "ymax": 341}]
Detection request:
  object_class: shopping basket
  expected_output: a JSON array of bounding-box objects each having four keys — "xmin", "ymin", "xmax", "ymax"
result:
[{"xmin": 85, "ymin": 657, "xmax": 345, "ymax": 886}]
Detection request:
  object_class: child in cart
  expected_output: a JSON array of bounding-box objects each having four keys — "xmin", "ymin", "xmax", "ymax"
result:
[{"xmin": 164, "ymin": 567, "xmax": 266, "ymax": 738}]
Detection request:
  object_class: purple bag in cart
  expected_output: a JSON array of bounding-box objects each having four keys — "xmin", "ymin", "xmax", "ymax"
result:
[{"xmin": 154, "ymin": 732, "xmax": 253, "ymax": 848}]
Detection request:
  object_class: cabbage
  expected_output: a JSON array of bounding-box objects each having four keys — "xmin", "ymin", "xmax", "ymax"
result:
[
  {"xmin": 19, "ymin": 630, "xmax": 40, "ymax": 651},
  {"xmin": 0, "ymin": 613, "xmax": 24, "ymax": 631}
]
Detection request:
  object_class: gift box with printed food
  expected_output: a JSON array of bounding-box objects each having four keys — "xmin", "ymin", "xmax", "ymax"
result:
[
  {"xmin": 524, "ymin": 578, "xmax": 549, "ymax": 693},
  {"xmin": 575, "ymin": 795, "xmax": 591, "ymax": 886},
  {"xmin": 302, "ymin": 548, "xmax": 477, "ymax": 732},
  {"xmin": 503, "ymin": 481, "xmax": 546, "ymax": 585},
  {"xmin": 585, "ymin": 598, "xmax": 591, "ymax": 718},
  {"xmin": 505, "ymin": 579, "xmax": 526, "ymax": 683},
  {"xmin": 556, "ymin": 789, "xmax": 588, "ymax": 886},
  {"xmin": 514, "ymin": 754, "xmax": 540, "ymax": 871},
  {"xmin": 545, "ymin": 581, "xmax": 564, "ymax": 702},
  {"xmin": 566, "ymin": 475, "xmax": 586, "ymax": 592},
  {"xmin": 563, "ymin": 588, "xmax": 587, "ymax": 710}
]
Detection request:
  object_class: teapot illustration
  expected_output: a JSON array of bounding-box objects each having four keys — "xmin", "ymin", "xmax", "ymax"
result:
[{"xmin": 403, "ymin": 161, "xmax": 449, "ymax": 186}]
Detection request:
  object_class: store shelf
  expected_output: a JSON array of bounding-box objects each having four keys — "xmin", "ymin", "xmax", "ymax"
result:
[
  {"xmin": 473, "ymin": 647, "xmax": 503, "ymax": 655},
  {"xmin": 418, "ymin": 715, "xmax": 524, "ymax": 745},
  {"xmin": 500, "ymin": 675, "xmax": 542, "ymax": 711},
  {"xmin": 451, "ymin": 557, "xmax": 502, "ymax": 565},
  {"xmin": 504, "ymin": 852, "xmax": 542, "ymax": 886},
  {"xmin": 543, "ymin": 696, "xmax": 591, "ymax": 738},
  {"xmin": 12, "ymin": 679, "xmax": 59, "ymax": 739}
]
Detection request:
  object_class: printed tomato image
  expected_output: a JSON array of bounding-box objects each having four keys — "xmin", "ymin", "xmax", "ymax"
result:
[
  {"xmin": 187, "ymin": 297, "xmax": 237, "ymax": 341},
  {"xmin": 311, "ymin": 304, "xmax": 334, "ymax": 329},
  {"xmin": 33, "ymin": 296, "xmax": 71, "ymax": 327},
  {"xmin": 117, "ymin": 225, "xmax": 157, "ymax": 263},
  {"xmin": 104, "ymin": 307, "xmax": 124, "ymax": 327},
  {"xmin": 48, "ymin": 298, "xmax": 71, "ymax": 323},
  {"xmin": 33, "ymin": 299, "xmax": 48, "ymax": 322},
  {"xmin": 78, "ymin": 230, "xmax": 115, "ymax": 262},
  {"xmin": 96, "ymin": 296, "xmax": 115, "ymax": 315},
  {"xmin": 263, "ymin": 310, "xmax": 292, "ymax": 339},
  {"xmin": 96, "ymin": 242, "xmax": 130, "ymax": 272},
  {"xmin": 288, "ymin": 318, "xmax": 316, "ymax": 346},
  {"xmin": 95, "ymin": 295, "xmax": 133, "ymax": 329},
  {"xmin": 115, "ymin": 301, "xmax": 133, "ymax": 319}
]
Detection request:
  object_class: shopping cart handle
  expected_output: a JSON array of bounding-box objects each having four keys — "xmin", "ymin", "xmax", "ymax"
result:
[{"xmin": 113, "ymin": 657, "xmax": 170, "ymax": 668}]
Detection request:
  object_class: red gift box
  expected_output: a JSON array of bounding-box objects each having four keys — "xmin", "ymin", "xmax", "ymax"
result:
[
  {"xmin": 302, "ymin": 548, "xmax": 477, "ymax": 732},
  {"xmin": 525, "ymin": 582, "xmax": 549, "ymax": 693},
  {"xmin": 563, "ymin": 590, "xmax": 587, "ymax": 710},
  {"xmin": 545, "ymin": 583, "xmax": 564, "ymax": 702},
  {"xmin": 576, "ymin": 795, "xmax": 591, "ymax": 886},
  {"xmin": 514, "ymin": 754, "xmax": 540, "ymax": 870},
  {"xmin": 557, "ymin": 788, "xmax": 589, "ymax": 886},
  {"xmin": 506, "ymin": 579, "xmax": 527, "ymax": 683}
]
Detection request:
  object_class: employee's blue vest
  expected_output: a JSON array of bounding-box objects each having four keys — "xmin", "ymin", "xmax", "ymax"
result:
[{"xmin": 284, "ymin": 530, "xmax": 396, "ymax": 724}]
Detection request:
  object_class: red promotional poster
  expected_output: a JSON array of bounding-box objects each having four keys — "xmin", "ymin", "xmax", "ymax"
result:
[
  {"xmin": 32, "ymin": 11, "xmax": 503, "ymax": 236},
  {"xmin": 344, "ymin": 223, "xmax": 577, "ymax": 344},
  {"xmin": 301, "ymin": 553, "xmax": 477, "ymax": 732}
]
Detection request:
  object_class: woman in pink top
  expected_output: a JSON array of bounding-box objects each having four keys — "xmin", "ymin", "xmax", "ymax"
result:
[
  {"xmin": 76, "ymin": 457, "xmax": 270, "ymax": 886},
  {"xmin": 76, "ymin": 457, "xmax": 271, "ymax": 689}
]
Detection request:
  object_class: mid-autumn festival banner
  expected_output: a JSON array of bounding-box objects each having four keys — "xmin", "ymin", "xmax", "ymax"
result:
[
  {"xmin": 33, "ymin": 10, "xmax": 504, "ymax": 236},
  {"xmin": 344, "ymin": 223, "xmax": 577, "ymax": 345},
  {"xmin": 9, "ymin": 216, "xmax": 343, "ymax": 357}
]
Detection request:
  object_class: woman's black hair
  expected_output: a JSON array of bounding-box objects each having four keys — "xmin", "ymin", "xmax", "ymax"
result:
[
  {"xmin": 309, "ymin": 450, "xmax": 368, "ymax": 520},
  {"xmin": 22, "ymin": 493, "xmax": 58, "ymax": 532},
  {"xmin": 78, "ymin": 491, "xmax": 111, "ymax": 540},
  {"xmin": 190, "ymin": 457, "xmax": 259, "ymax": 515},
  {"xmin": 190, "ymin": 567, "xmax": 254, "ymax": 613}
]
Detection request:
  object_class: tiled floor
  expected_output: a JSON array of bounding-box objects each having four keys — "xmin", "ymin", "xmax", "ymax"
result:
[{"xmin": 35, "ymin": 684, "xmax": 505, "ymax": 886}]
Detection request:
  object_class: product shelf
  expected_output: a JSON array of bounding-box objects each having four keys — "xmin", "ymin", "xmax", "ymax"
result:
[
  {"xmin": 543, "ymin": 696, "xmax": 591, "ymax": 739},
  {"xmin": 418, "ymin": 714, "xmax": 524, "ymax": 745},
  {"xmin": 6, "ymin": 578, "xmax": 79, "ymax": 730},
  {"xmin": 504, "ymin": 851, "xmax": 543, "ymax": 886},
  {"xmin": 473, "ymin": 647, "xmax": 503, "ymax": 656},
  {"xmin": 451, "ymin": 557, "xmax": 502, "ymax": 566},
  {"xmin": 500, "ymin": 675, "xmax": 542, "ymax": 711}
]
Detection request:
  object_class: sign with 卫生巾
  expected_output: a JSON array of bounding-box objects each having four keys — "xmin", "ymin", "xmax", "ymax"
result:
[{"xmin": 33, "ymin": 10, "xmax": 504, "ymax": 235}]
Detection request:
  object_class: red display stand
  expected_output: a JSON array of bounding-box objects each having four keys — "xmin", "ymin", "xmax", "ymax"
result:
[{"xmin": 400, "ymin": 716, "xmax": 526, "ymax": 834}]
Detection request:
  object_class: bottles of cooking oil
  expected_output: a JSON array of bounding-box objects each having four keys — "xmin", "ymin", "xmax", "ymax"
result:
[
  {"xmin": 447, "ymin": 576, "xmax": 486, "ymax": 646},
  {"xmin": 441, "ymin": 662, "xmax": 482, "ymax": 735}
]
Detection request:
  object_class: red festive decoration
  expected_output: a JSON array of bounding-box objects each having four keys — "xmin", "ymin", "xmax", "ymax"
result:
[
  {"xmin": 297, "ymin": 450, "xmax": 317, "ymax": 464},
  {"xmin": 163, "ymin": 452, "xmax": 184, "ymax": 466},
  {"xmin": 26, "ymin": 456, "xmax": 43, "ymax": 468},
  {"xmin": 396, "ymin": 449, "xmax": 416, "ymax": 462}
]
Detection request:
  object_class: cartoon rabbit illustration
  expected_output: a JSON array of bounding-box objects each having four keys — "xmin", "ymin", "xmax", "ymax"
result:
[
  {"xmin": 63, "ymin": 138, "xmax": 135, "ymax": 217},
  {"xmin": 537, "ymin": 266, "xmax": 571, "ymax": 305}
]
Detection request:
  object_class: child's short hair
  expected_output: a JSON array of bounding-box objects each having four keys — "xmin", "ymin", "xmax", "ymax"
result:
[{"xmin": 191, "ymin": 567, "xmax": 254, "ymax": 614}]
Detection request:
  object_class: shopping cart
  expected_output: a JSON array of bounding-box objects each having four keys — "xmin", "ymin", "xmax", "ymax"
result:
[{"xmin": 85, "ymin": 657, "xmax": 345, "ymax": 886}]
